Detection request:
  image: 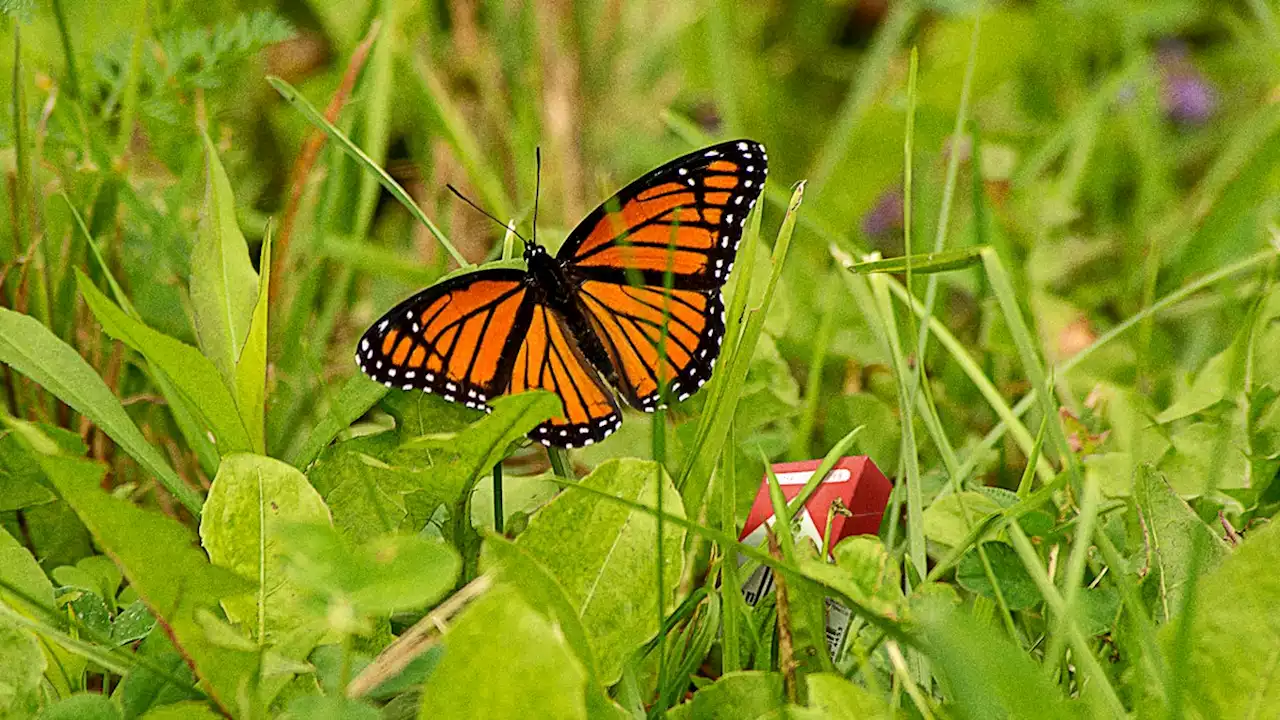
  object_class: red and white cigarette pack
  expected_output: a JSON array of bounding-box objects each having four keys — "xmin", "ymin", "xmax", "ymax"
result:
[{"xmin": 737, "ymin": 456, "xmax": 891, "ymax": 657}]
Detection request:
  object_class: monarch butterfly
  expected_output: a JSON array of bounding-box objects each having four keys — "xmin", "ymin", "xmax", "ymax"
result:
[{"xmin": 356, "ymin": 140, "xmax": 767, "ymax": 448}]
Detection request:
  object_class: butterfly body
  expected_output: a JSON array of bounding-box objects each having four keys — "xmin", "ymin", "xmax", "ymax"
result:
[{"xmin": 357, "ymin": 140, "xmax": 768, "ymax": 447}]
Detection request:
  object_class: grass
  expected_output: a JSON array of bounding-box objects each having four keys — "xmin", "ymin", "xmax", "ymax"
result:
[{"xmin": 2, "ymin": 1, "xmax": 1280, "ymax": 719}]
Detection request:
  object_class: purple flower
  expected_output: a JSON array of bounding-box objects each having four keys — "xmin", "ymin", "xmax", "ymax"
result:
[
  {"xmin": 1157, "ymin": 40, "xmax": 1217, "ymax": 125},
  {"xmin": 861, "ymin": 185, "xmax": 904, "ymax": 238}
]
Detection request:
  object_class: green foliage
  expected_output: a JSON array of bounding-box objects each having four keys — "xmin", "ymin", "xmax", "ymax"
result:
[
  {"xmin": 515, "ymin": 458, "xmax": 686, "ymax": 685},
  {"xmin": 4, "ymin": 1, "xmax": 1280, "ymax": 716}
]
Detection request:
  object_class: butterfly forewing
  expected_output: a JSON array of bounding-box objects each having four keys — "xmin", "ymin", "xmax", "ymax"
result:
[
  {"xmin": 558, "ymin": 139, "xmax": 767, "ymax": 288},
  {"xmin": 356, "ymin": 270, "xmax": 529, "ymax": 409}
]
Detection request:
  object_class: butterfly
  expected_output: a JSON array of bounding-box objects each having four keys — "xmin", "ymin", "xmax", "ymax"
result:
[{"xmin": 356, "ymin": 140, "xmax": 767, "ymax": 448}]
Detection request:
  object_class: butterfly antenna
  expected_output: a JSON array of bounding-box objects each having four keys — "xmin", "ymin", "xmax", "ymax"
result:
[
  {"xmin": 532, "ymin": 147, "xmax": 542, "ymax": 248},
  {"xmin": 445, "ymin": 184, "xmax": 528, "ymax": 244}
]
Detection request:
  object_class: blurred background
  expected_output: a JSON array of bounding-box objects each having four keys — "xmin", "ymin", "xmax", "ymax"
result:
[{"xmin": 2, "ymin": 0, "xmax": 1278, "ymax": 509}]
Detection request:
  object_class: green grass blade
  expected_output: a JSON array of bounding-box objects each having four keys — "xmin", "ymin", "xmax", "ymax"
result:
[
  {"xmin": 790, "ymin": 267, "xmax": 838, "ymax": 461},
  {"xmin": 267, "ymin": 75, "xmax": 470, "ymax": 268},
  {"xmin": 678, "ymin": 183, "xmax": 805, "ymax": 516},
  {"xmin": 847, "ymin": 247, "xmax": 986, "ymax": 276},
  {"xmin": 0, "ymin": 308, "xmax": 203, "ymax": 515},
  {"xmin": 235, "ymin": 225, "xmax": 272, "ymax": 454}
]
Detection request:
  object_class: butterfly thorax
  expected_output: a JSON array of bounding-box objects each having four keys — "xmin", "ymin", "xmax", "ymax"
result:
[{"xmin": 523, "ymin": 244, "xmax": 575, "ymax": 311}]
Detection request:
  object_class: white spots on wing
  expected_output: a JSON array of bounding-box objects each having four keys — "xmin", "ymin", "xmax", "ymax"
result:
[
  {"xmin": 388, "ymin": 368, "xmax": 397, "ymax": 377},
  {"xmin": 746, "ymin": 166, "xmax": 754, "ymax": 173},
  {"xmin": 687, "ymin": 178, "xmax": 696, "ymax": 187},
  {"xmin": 678, "ymin": 168, "xmax": 688, "ymax": 175},
  {"xmin": 383, "ymin": 381, "xmax": 392, "ymax": 388},
  {"xmin": 402, "ymin": 383, "xmax": 412, "ymax": 390},
  {"xmin": 726, "ymin": 213, "xmax": 734, "ymax": 224},
  {"xmin": 378, "ymin": 320, "xmax": 389, "ymax": 332},
  {"xmin": 737, "ymin": 142, "xmax": 748, "ymax": 150},
  {"xmin": 446, "ymin": 382, "xmax": 457, "ymax": 391},
  {"xmin": 425, "ymin": 372, "xmax": 435, "ymax": 381},
  {"xmin": 376, "ymin": 361, "xmax": 383, "ymax": 369},
  {"xmin": 705, "ymin": 150, "xmax": 720, "ymax": 157},
  {"xmin": 444, "ymin": 393, "xmax": 455, "ymax": 402},
  {"xmin": 734, "ymin": 196, "xmax": 743, "ymax": 205},
  {"xmin": 744, "ymin": 180, "xmax": 753, "ymax": 188},
  {"xmin": 412, "ymin": 323, "xmax": 420, "ymax": 332},
  {"xmin": 361, "ymin": 339, "xmax": 370, "ymax": 351},
  {"xmin": 405, "ymin": 310, "xmax": 413, "ymax": 319},
  {"xmin": 406, "ymin": 371, "xmax": 415, "ymax": 378}
]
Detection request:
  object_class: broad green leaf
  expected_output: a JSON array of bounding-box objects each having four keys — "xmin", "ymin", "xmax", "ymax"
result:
[
  {"xmin": 279, "ymin": 524, "xmax": 460, "ymax": 621},
  {"xmin": 78, "ymin": 274, "xmax": 251, "ymax": 454},
  {"xmin": 284, "ymin": 374, "xmax": 386, "ymax": 469},
  {"xmin": 1152, "ymin": 518, "xmax": 1280, "ymax": 716},
  {"xmin": 137, "ymin": 702, "xmax": 222, "ymax": 720},
  {"xmin": 480, "ymin": 536, "xmax": 598, "ymax": 678},
  {"xmin": 306, "ymin": 432, "xmax": 410, "ymax": 544},
  {"xmin": 419, "ymin": 585, "xmax": 588, "ymax": 719},
  {"xmin": 516, "ymin": 458, "xmax": 687, "ymax": 685},
  {"xmin": 282, "ymin": 696, "xmax": 379, "ymax": 720},
  {"xmin": 956, "ymin": 542, "xmax": 1041, "ymax": 610},
  {"xmin": 798, "ymin": 535, "xmax": 902, "ymax": 617},
  {"xmin": 917, "ymin": 600, "xmax": 1075, "ymax": 720},
  {"xmin": 0, "ymin": 622, "xmax": 44, "ymax": 719},
  {"xmin": 190, "ymin": 130, "xmax": 259, "ymax": 392},
  {"xmin": 1155, "ymin": 342, "xmax": 1232, "ymax": 424},
  {"xmin": 921, "ymin": 491, "xmax": 1002, "ymax": 551},
  {"xmin": 0, "ymin": 526, "xmax": 53, "ymax": 615},
  {"xmin": 673, "ymin": 671, "xmax": 783, "ymax": 720},
  {"xmin": 35, "ymin": 693, "xmax": 121, "ymax": 720},
  {"xmin": 780, "ymin": 542, "xmax": 836, "ymax": 685},
  {"xmin": 0, "ymin": 423, "xmax": 84, "ymax": 513},
  {"xmin": 403, "ymin": 391, "xmax": 561, "ymax": 486},
  {"xmin": 1133, "ymin": 464, "xmax": 1230, "ymax": 623},
  {"xmin": 111, "ymin": 600, "xmax": 157, "ymax": 646},
  {"xmin": 847, "ymin": 246, "xmax": 985, "ymax": 275},
  {"xmin": 1157, "ymin": 422, "xmax": 1250, "ymax": 495},
  {"xmin": 115, "ymin": 632, "xmax": 201, "ymax": 718},
  {"xmin": 806, "ymin": 673, "xmax": 892, "ymax": 719},
  {"xmin": 235, "ymin": 228, "xmax": 272, "ymax": 453},
  {"xmin": 35, "ymin": 450, "xmax": 256, "ymax": 714},
  {"xmin": 0, "ymin": 310, "xmax": 203, "ymax": 514},
  {"xmin": 199, "ymin": 453, "xmax": 331, "ymax": 643}
]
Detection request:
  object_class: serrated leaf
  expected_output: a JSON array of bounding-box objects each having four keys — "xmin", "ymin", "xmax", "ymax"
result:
[
  {"xmin": 921, "ymin": 491, "xmax": 1002, "ymax": 550},
  {"xmin": 190, "ymin": 130, "xmax": 259, "ymax": 392},
  {"xmin": 0, "ymin": 312, "xmax": 202, "ymax": 514},
  {"xmin": 419, "ymin": 585, "xmax": 588, "ymax": 719},
  {"xmin": 1151, "ymin": 518, "xmax": 1280, "ymax": 716},
  {"xmin": 516, "ymin": 458, "xmax": 686, "ymax": 685},
  {"xmin": 199, "ymin": 453, "xmax": 331, "ymax": 643},
  {"xmin": 1133, "ymin": 464, "xmax": 1230, "ymax": 623},
  {"xmin": 79, "ymin": 274, "xmax": 252, "ymax": 454},
  {"xmin": 956, "ymin": 542, "xmax": 1041, "ymax": 610}
]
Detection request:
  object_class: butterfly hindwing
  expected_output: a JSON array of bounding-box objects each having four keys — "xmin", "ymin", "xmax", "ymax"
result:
[
  {"xmin": 557, "ymin": 139, "xmax": 767, "ymax": 289},
  {"xmin": 575, "ymin": 281, "xmax": 725, "ymax": 411},
  {"xmin": 505, "ymin": 303, "xmax": 622, "ymax": 446}
]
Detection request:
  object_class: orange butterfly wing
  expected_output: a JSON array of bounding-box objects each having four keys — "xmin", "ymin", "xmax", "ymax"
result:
[
  {"xmin": 357, "ymin": 270, "xmax": 529, "ymax": 408},
  {"xmin": 356, "ymin": 269, "xmax": 622, "ymax": 446},
  {"xmin": 559, "ymin": 139, "xmax": 766, "ymax": 410},
  {"xmin": 505, "ymin": 303, "xmax": 621, "ymax": 446}
]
